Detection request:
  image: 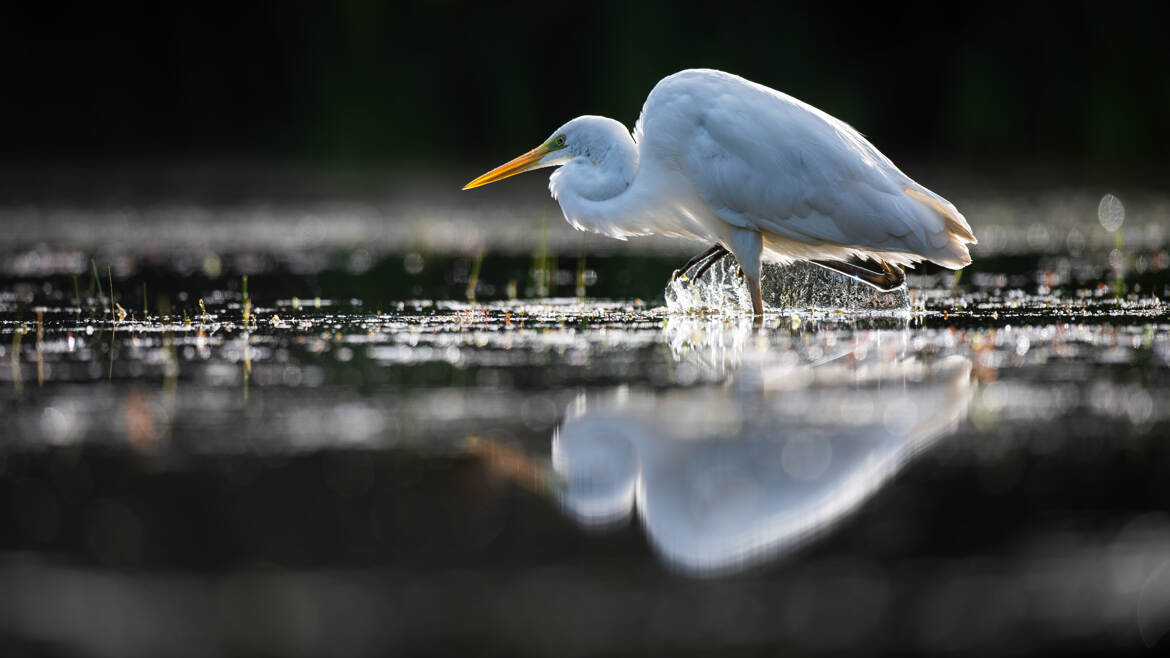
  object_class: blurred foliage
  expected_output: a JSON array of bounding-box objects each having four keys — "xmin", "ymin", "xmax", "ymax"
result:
[{"xmin": 2, "ymin": 0, "xmax": 1168, "ymax": 165}]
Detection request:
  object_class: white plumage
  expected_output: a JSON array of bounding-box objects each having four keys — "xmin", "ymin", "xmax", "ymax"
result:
[{"xmin": 465, "ymin": 68, "xmax": 976, "ymax": 314}]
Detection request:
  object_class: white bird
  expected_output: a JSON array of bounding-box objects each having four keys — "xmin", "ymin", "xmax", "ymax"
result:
[{"xmin": 464, "ymin": 68, "xmax": 976, "ymax": 315}]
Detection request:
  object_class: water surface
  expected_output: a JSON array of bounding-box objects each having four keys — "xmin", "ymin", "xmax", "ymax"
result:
[{"xmin": 2, "ymin": 172, "xmax": 1169, "ymax": 655}]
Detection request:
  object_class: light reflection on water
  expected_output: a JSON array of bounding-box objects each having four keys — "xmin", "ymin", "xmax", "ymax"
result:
[
  {"xmin": 550, "ymin": 347, "xmax": 972, "ymax": 575},
  {"xmin": 2, "ymin": 290, "xmax": 1169, "ymax": 455},
  {"xmin": 1, "ymin": 252, "xmax": 1170, "ymax": 653},
  {"xmin": 3, "ymin": 165, "xmax": 1170, "ymax": 656}
]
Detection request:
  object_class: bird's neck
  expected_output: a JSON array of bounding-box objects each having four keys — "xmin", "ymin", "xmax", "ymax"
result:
[{"xmin": 549, "ymin": 131, "xmax": 646, "ymax": 237}]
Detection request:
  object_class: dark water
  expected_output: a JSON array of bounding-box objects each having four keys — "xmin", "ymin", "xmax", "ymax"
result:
[{"xmin": 2, "ymin": 174, "xmax": 1170, "ymax": 655}]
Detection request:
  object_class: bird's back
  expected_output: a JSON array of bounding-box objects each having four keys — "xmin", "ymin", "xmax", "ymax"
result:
[{"xmin": 635, "ymin": 69, "xmax": 976, "ymax": 268}]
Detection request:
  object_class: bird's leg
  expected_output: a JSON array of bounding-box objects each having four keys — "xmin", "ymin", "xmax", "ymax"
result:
[
  {"xmin": 747, "ymin": 276, "xmax": 764, "ymax": 316},
  {"xmin": 728, "ymin": 230, "xmax": 764, "ymax": 316},
  {"xmin": 672, "ymin": 244, "xmax": 726, "ymax": 281},
  {"xmin": 810, "ymin": 259, "xmax": 905, "ymax": 291},
  {"xmin": 690, "ymin": 247, "xmax": 730, "ymax": 283}
]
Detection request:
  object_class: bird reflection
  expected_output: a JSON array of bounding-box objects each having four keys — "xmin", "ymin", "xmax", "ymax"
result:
[{"xmin": 548, "ymin": 321, "xmax": 973, "ymax": 576}]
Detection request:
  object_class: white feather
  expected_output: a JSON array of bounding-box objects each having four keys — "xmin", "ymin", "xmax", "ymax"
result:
[{"xmin": 542, "ymin": 69, "xmax": 975, "ymax": 270}]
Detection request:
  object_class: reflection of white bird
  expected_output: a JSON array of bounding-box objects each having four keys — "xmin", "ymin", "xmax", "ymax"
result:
[
  {"xmin": 553, "ymin": 355, "xmax": 974, "ymax": 576},
  {"xmin": 464, "ymin": 69, "xmax": 976, "ymax": 315}
]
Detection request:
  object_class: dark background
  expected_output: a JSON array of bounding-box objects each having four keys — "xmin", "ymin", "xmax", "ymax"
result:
[{"xmin": 2, "ymin": 1, "xmax": 1168, "ymax": 168}]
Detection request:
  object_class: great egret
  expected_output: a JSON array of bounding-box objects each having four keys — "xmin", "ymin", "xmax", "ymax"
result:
[{"xmin": 464, "ymin": 69, "xmax": 976, "ymax": 315}]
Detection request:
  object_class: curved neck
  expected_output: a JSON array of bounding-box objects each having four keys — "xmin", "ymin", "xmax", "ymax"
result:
[
  {"xmin": 551, "ymin": 130, "xmax": 639, "ymax": 201},
  {"xmin": 548, "ymin": 130, "xmax": 645, "ymax": 236}
]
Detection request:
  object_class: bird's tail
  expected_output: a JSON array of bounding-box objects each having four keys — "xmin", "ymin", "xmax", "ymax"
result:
[{"xmin": 904, "ymin": 186, "xmax": 977, "ymax": 269}]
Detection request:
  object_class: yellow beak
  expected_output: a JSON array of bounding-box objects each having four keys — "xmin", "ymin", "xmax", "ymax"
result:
[{"xmin": 463, "ymin": 143, "xmax": 555, "ymax": 190}]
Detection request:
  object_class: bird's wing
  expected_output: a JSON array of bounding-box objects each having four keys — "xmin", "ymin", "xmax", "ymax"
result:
[{"xmin": 641, "ymin": 70, "xmax": 974, "ymax": 267}]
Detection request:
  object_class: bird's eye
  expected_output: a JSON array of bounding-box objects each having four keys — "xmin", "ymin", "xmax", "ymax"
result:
[{"xmin": 555, "ymin": 135, "xmax": 566, "ymax": 147}]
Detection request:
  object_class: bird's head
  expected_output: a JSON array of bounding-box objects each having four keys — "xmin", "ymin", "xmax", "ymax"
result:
[{"xmin": 463, "ymin": 116, "xmax": 626, "ymax": 190}]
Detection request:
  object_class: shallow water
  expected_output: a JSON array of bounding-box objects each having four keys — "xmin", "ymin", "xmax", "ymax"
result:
[{"xmin": 2, "ymin": 173, "xmax": 1170, "ymax": 655}]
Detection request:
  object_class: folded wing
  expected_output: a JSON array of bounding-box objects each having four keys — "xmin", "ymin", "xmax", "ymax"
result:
[{"xmin": 641, "ymin": 70, "xmax": 976, "ymax": 268}]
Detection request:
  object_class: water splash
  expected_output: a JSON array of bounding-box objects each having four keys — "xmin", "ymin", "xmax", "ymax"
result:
[{"xmin": 664, "ymin": 256, "xmax": 909, "ymax": 314}]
